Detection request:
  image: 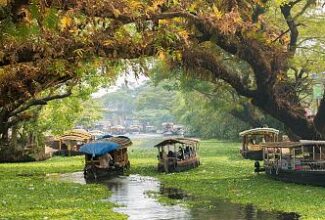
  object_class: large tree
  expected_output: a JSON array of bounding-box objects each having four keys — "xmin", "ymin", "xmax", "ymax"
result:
[{"xmin": 1, "ymin": 0, "xmax": 325, "ymax": 148}]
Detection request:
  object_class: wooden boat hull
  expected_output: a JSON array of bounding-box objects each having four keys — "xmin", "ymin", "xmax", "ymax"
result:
[
  {"xmin": 53, "ymin": 150, "xmax": 83, "ymax": 156},
  {"xmin": 158, "ymin": 158, "xmax": 200, "ymax": 173},
  {"xmin": 265, "ymin": 167, "xmax": 325, "ymax": 187},
  {"xmin": 83, "ymin": 163, "xmax": 130, "ymax": 180},
  {"xmin": 240, "ymin": 149, "xmax": 263, "ymax": 161}
]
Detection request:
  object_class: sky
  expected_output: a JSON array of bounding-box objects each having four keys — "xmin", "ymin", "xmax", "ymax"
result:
[{"xmin": 91, "ymin": 73, "xmax": 149, "ymax": 98}]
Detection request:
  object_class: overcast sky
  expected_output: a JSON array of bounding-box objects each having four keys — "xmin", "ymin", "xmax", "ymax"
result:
[{"xmin": 92, "ymin": 73, "xmax": 149, "ymax": 98}]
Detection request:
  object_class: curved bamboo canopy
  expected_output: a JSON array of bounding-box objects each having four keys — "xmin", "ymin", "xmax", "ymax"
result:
[
  {"xmin": 154, "ymin": 138, "xmax": 199, "ymax": 148},
  {"xmin": 239, "ymin": 128, "xmax": 280, "ymax": 136},
  {"xmin": 59, "ymin": 129, "xmax": 92, "ymax": 142}
]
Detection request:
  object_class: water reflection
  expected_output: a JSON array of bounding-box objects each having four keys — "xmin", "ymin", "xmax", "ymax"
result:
[
  {"xmin": 58, "ymin": 172, "xmax": 300, "ymax": 220},
  {"xmin": 160, "ymin": 186, "xmax": 299, "ymax": 220},
  {"xmin": 189, "ymin": 201, "xmax": 299, "ymax": 220},
  {"xmin": 105, "ymin": 175, "xmax": 191, "ymax": 220}
]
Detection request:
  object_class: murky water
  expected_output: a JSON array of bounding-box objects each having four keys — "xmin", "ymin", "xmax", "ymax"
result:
[
  {"xmin": 105, "ymin": 175, "xmax": 191, "ymax": 220},
  {"xmin": 59, "ymin": 172, "xmax": 299, "ymax": 220}
]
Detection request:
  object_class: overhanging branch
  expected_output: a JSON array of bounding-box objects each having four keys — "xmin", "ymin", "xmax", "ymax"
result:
[
  {"xmin": 280, "ymin": 3, "xmax": 299, "ymax": 54},
  {"xmin": 9, "ymin": 90, "xmax": 73, "ymax": 118},
  {"xmin": 182, "ymin": 46, "xmax": 257, "ymax": 98}
]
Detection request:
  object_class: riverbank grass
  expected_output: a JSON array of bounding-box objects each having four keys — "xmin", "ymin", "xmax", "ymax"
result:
[
  {"xmin": 2, "ymin": 139, "xmax": 325, "ymax": 219},
  {"xmin": 0, "ymin": 156, "xmax": 126, "ymax": 219},
  {"xmin": 129, "ymin": 139, "xmax": 325, "ymax": 219}
]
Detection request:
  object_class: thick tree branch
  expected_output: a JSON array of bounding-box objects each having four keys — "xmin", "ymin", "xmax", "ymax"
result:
[
  {"xmin": 280, "ymin": 3, "xmax": 299, "ymax": 54},
  {"xmin": 9, "ymin": 90, "xmax": 72, "ymax": 118},
  {"xmin": 293, "ymin": 0, "xmax": 316, "ymax": 20},
  {"xmin": 182, "ymin": 46, "xmax": 257, "ymax": 98}
]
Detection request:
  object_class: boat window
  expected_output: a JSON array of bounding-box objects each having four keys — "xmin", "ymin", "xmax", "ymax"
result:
[
  {"xmin": 177, "ymin": 146, "xmax": 185, "ymax": 160},
  {"xmin": 248, "ymin": 135, "xmax": 266, "ymax": 145}
]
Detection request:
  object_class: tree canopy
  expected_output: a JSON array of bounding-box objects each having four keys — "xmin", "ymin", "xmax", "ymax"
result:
[{"xmin": 1, "ymin": 0, "xmax": 325, "ymax": 151}]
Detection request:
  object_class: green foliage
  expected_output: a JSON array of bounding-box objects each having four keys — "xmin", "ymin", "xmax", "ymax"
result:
[
  {"xmin": 147, "ymin": 60, "xmax": 285, "ymax": 139},
  {"xmin": 172, "ymin": 90, "xmax": 249, "ymax": 139},
  {"xmin": 11, "ymin": 58, "xmax": 109, "ymax": 140},
  {"xmin": 99, "ymin": 81, "xmax": 177, "ymax": 127},
  {"xmin": 0, "ymin": 156, "xmax": 126, "ymax": 219},
  {"xmin": 148, "ymin": 62, "xmax": 250, "ymax": 139},
  {"xmin": 134, "ymin": 82, "xmax": 177, "ymax": 126},
  {"xmin": 38, "ymin": 98, "xmax": 103, "ymax": 135}
]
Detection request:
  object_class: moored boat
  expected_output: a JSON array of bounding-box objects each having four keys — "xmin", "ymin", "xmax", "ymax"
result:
[
  {"xmin": 260, "ymin": 140, "xmax": 325, "ymax": 187},
  {"xmin": 154, "ymin": 138, "xmax": 200, "ymax": 173},
  {"xmin": 53, "ymin": 129, "xmax": 92, "ymax": 156},
  {"xmin": 239, "ymin": 128, "xmax": 279, "ymax": 160}
]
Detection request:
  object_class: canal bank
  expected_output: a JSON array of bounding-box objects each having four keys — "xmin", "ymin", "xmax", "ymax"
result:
[
  {"xmin": 59, "ymin": 172, "xmax": 299, "ymax": 220},
  {"xmin": 1, "ymin": 139, "xmax": 325, "ymax": 219},
  {"xmin": 0, "ymin": 157, "xmax": 127, "ymax": 219},
  {"xmin": 129, "ymin": 138, "xmax": 325, "ymax": 219}
]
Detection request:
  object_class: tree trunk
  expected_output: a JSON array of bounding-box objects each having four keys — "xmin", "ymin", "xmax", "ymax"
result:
[
  {"xmin": 314, "ymin": 96, "xmax": 325, "ymax": 137},
  {"xmin": 252, "ymin": 95, "xmax": 320, "ymax": 140},
  {"xmin": 0, "ymin": 120, "xmax": 32, "ymax": 162},
  {"xmin": 230, "ymin": 103, "xmax": 264, "ymax": 128}
]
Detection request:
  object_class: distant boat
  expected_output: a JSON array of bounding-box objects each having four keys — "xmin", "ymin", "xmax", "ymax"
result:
[
  {"xmin": 154, "ymin": 138, "xmax": 200, "ymax": 173},
  {"xmin": 239, "ymin": 128, "xmax": 279, "ymax": 160},
  {"xmin": 52, "ymin": 129, "xmax": 92, "ymax": 156},
  {"xmin": 88, "ymin": 130, "xmax": 105, "ymax": 139}
]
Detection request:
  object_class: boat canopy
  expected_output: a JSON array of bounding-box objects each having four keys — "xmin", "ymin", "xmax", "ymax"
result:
[
  {"xmin": 60, "ymin": 135, "xmax": 88, "ymax": 141},
  {"xmin": 79, "ymin": 141, "xmax": 119, "ymax": 157},
  {"xmin": 79, "ymin": 136, "xmax": 132, "ymax": 157},
  {"xmin": 59, "ymin": 129, "xmax": 92, "ymax": 141},
  {"xmin": 261, "ymin": 140, "xmax": 325, "ymax": 149},
  {"xmin": 154, "ymin": 138, "xmax": 199, "ymax": 148},
  {"xmin": 239, "ymin": 128, "xmax": 279, "ymax": 136},
  {"xmin": 103, "ymin": 136, "xmax": 132, "ymax": 148}
]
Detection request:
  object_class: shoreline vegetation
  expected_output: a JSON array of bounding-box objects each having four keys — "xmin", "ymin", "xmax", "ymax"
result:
[
  {"xmin": 0, "ymin": 157, "xmax": 127, "ymax": 220},
  {"xmin": 129, "ymin": 139, "xmax": 325, "ymax": 219},
  {"xmin": 1, "ymin": 139, "xmax": 325, "ymax": 219}
]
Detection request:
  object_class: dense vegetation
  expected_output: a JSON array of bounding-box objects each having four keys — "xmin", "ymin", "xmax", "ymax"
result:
[
  {"xmin": 0, "ymin": 156, "xmax": 126, "ymax": 219},
  {"xmin": 129, "ymin": 138, "xmax": 325, "ymax": 219},
  {"xmin": 2, "ymin": 139, "xmax": 325, "ymax": 219},
  {"xmin": 99, "ymin": 82, "xmax": 177, "ymax": 128},
  {"xmin": 1, "ymin": 1, "xmax": 325, "ymax": 159},
  {"xmin": 1, "ymin": 1, "xmax": 325, "ymax": 217},
  {"xmin": 99, "ymin": 77, "xmax": 285, "ymax": 139}
]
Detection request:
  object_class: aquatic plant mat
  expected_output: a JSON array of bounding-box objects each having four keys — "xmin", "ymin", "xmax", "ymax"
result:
[
  {"xmin": 0, "ymin": 157, "xmax": 126, "ymax": 219},
  {"xmin": 129, "ymin": 138, "xmax": 325, "ymax": 219},
  {"xmin": 1, "ymin": 138, "xmax": 325, "ymax": 219}
]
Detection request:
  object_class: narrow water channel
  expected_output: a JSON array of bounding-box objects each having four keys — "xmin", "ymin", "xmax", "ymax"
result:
[{"xmin": 59, "ymin": 172, "xmax": 300, "ymax": 220}]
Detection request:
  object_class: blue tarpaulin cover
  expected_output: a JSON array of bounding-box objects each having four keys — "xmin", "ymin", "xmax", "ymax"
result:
[{"xmin": 79, "ymin": 141, "xmax": 119, "ymax": 157}]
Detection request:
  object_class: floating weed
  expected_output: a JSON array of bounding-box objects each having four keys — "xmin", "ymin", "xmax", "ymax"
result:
[
  {"xmin": 129, "ymin": 139, "xmax": 325, "ymax": 219},
  {"xmin": 3, "ymin": 140, "xmax": 325, "ymax": 219},
  {"xmin": 0, "ymin": 156, "xmax": 126, "ymax": 219}
]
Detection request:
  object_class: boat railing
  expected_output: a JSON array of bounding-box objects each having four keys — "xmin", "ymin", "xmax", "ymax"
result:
[{"xmin": 301, "ymin": 161, "xmax": 325, "ymax": 170}]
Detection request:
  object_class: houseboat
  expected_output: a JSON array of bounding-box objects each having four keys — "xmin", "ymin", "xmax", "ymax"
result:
[
  {"xmin": 53, "ymin": 129, "xmax": 92, "ymax": 156},
  {"xmin": 239, "ymin": 128, "xmax": 279, "ymax": 160},
  {"xmin": 154, "ymin": 138, "xmax": 200, "ymax": 173},
  {"xmin": 79, "ymin": 136, "xmax": 132, "ymax": 180},
  {"xmin": 260, "ymin": 140, "xmax": 325, "ymax": 187}
]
